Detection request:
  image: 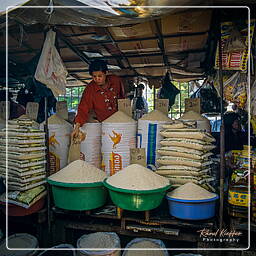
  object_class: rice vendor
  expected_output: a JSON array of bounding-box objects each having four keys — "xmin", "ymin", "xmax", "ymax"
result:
[
  {"xmin": 72, "ymin": 60, "xmax": 125, "ymax": 138},
  {"xmin": 223, "ymin": 112, "xmax": 247, "ymax": 153}
]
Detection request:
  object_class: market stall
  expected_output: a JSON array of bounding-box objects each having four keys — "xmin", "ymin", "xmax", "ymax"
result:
[{"xmin": 0, "ymin": 1, "xmax": 255, "ymax": 255}]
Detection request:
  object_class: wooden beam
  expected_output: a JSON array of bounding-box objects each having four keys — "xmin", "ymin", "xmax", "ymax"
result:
[
  {"xmin": 154, "ymin": 20, "xmax": 170, "ymax": 67},
  {"xmin": 56, "ymin": 29, "xmax": 91, "ymax": 65}
]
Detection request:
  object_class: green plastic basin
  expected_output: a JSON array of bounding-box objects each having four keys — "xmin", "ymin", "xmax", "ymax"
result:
[
  {"xmin": 103, "ymin": 179, "xmax": 171, "ymax": 211},
  {"xmin": 47, "ymin": 179, "xmax": 108, "ymax": 211}
]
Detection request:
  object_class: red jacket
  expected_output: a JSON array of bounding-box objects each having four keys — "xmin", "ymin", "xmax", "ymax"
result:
[{"xmin": 74, "ymin": 75, "xmax": 125, "ymax": 125}]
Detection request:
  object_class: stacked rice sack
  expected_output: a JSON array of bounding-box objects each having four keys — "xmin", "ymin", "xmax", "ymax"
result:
[
  {"xmin": 156, "ymin": 120, "xmax": 216, "ymax": 191},
  {"xmin": 0, "ymin": 115, "xmax": 47, "ymax": 209}
]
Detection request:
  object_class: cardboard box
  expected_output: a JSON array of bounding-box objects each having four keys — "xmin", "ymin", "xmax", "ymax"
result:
[
  {"xmin": 118, "ymin": 39, "xmax": 159, "ymax": 53},
  {"xmin": 128, "ymin": 55, "xmax": 163, "ymax": 67},
  {"xmin": 109, "ymin": 22, "xmax": 155, "ymax": 39},
  {"xmin": 136, "ymin": 67, "xmax": 167, "ymax": 77},
  {"xmin": 164, "ymin": 34, "xmax": 208, "ymax": 52},
  {"xmin": 161, "ymin": 10, "xmax": 212, "ymax": 35}
]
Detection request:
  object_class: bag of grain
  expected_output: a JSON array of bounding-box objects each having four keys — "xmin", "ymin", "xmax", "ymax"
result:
[
  {"xmin": 122, "ymin": 238, "xmax": 169, "ymax": 256},
  {"xmin": 77, "ymin": 232, "xmax": 121, "ymax": 256},
  {"xmin": 102, "ymin": 111, "xmax": 136, "ymax": 176},
  {"xmin": 45, "ymin": 114, "xmax": 73, "ymax": 174},
  {"xmin": 179, "ymin": 111, "xmax": 211, "ymax": 132},
  {"xmin": 80, "ymin": 123, "xmax": 102, "ymax": 168},
  {"xmin": 137, "ymin": 110, "xmax": 171, "ymax": 170}
]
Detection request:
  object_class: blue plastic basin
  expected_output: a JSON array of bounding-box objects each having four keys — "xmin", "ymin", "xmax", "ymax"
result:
[{"xmin": 166, "ymin": 195, "xmax": 219, "ymax": 220}]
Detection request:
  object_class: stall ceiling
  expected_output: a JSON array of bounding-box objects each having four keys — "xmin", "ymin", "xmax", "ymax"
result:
[{"xmin": 0, "ymin": 1, "xmax": 253, "ymax": 88}]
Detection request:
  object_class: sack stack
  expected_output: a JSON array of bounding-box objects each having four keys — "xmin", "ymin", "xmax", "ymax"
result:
[
  {"xmin": 156, "ymin": 120, "xmax": 216, "ymax": 191},
  {"xmin": 0, "ymin": 116, "xmax": 47, "ymax": 209}
]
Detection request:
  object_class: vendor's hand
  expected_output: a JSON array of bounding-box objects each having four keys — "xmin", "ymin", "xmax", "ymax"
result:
[{"xmin": 71, "ymin": 123, "xmax": 80, "ymax": 139}]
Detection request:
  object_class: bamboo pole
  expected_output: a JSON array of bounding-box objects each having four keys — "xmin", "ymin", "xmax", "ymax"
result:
[{"xmin": 218, "ymin": 28, "xmax": 225, "ymax": 230}]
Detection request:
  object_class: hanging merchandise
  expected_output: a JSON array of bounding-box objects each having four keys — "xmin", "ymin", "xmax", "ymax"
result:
[
  {"xmin": 190, "ymin": 81, "xmax": 222, "ymax": 113},
  {"xmin": 223, "ymin": 72, "xmax": 247, "ymax": 109},
  {"xmin": 215, "ymin": 21, "xmax": 254, "ymax": 71},
  {"xmin": 101, "ymin": 111, "xmax": 136, "ymax": 176},
  {"xmin": 34, "ymin": 29, "xmax": 67, "ymax": 97},
  {"xmin": 159, "ymin": 72, "xmax": 180, "ymax": 109},
  {"xmin": 251, "ymin": 79, "xmax": 256, "ymax": 117},
  {"xmin": 43, "ymin": 114, "xmax": 72, "ymax": 175},
  {"xmin": 137, "ymin": 110, "xmax": 171, "ymax": 170},
  {"xmin": 80, "ymin": 123, "xmax": 102, "ymax": 169}
]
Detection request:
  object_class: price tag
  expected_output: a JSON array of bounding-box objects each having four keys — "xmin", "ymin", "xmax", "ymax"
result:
[
  {"xmin": 56, "ymin": 101, "xmax": 68, "ymax": 120},
  {"xmin": 185, "ymin": 98, "xmax": 201, "ymax": 113},
  {"xmin": 0, "ymin": 101, "xmax": 10, "ymax": 120},
  {"xmin": 155, "ymin": 99, "xmax": 169, "ymax": 115},
  {"xmin": 130, "ymin": 148, "xmax": 146, "ymax": 166},
  {"xmin": 118, "ymin": 99, "xmax": 132, "ymax": 117},
  {"xmin": 26, "ymin": 102, "xmax": 39, "ymax": 121}
]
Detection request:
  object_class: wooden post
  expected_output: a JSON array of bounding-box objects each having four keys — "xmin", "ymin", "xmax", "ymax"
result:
[
  {"xmin": 218, "ymin": 28, "xmax": 225, "ymax": 230},
  {"xmin": 44, "ymin": 97, "xmax": 52, "ymax": 242}
]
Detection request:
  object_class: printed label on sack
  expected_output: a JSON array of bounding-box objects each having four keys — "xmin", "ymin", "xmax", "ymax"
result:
[
  {"xmin": 56, "ymin": 101, "xmax": 68, "ymax": 120},
  {"xmin": 146, "ymin": 123, "xmax": 157, "ymax": 169},
  {"xmin": 130, "ymin": 148, "xmax": 146, "ymax": 166},
  {"xmin": 228, "ymin": 190, "xmax": 248, "ymax": 207},
  {"xmin": 110, "ymin": 152, "xmax": 122, "ymax": 176},
  {"xmin": 155, "ymin": 99, "xmax": 169, "ymax": 115},
  {"xmin": 80, "ymin": 152, "xmax": 85, "ymax": 161},
  {"xmin": 109, "ymin": 130, "xmax": 122, "ymax": 149},
  {"xmin": 185, "ymin": 98, "xmax": 201, "ymax": 113},
  {"xmin": 26, "ymin": 102, "xmax": 39, "ymax": 121},
  {"xmin": 118, "ymin": 99, "xmax": 132, "ymax": 117},
  {"xmin": 49, "ymin": 152, "xmax": 60, "ymax": 175}
]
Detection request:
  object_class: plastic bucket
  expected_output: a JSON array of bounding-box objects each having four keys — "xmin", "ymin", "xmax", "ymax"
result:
[
  {"xmin": 38, "ymin": 244, "xmax": 76, "ymax": 256},
  {"xmin": 0, "ymin": 233, "xmax": 38, "ymax": 256},
  {"xmin": 47, "ymin": 180, "xmax": 108, "ymax": 211},
  {"xmin": 77, "ymin": 232, "xmax": 120, "ymax": 256},
  {"xmin": 166, "ymin": 195, "xmax": 218, "ymax": 220},
  {"xmin": 104, "ymin": 180, "xmax": 171, "ymax": 211},
  {"xmin": 122, "ymin": 238, "xmax": 169, "ymax": 256}
]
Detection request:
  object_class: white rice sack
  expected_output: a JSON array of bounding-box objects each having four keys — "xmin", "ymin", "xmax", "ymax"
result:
[
  {"xmin": 160, "ymin": 138, "xmax": 216, "ymax": 151},
  {"xmin": 162, "ymin": 120, "xmax": 196, "ymax": 129},
  {"xmin": 155, "ymin": 169, "xmax": 209, "ymax": 177},
  {"xmin": 160, "ymin": 130, "xmax": 215, "ymax": 143},
  {"xmin": 157, "ymin": 156, "xmax": 212, "ymax": 168},
  {"xmin": 158, "ymin": 146, "xmax": 213, "ymax": 160}
]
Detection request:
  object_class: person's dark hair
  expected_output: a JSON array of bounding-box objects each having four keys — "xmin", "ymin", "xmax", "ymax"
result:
[
  {"xmin": 223, "ymin": 112, "xmax": 240, "ymax": 128},
  {"xmin": 89, "ymin": 60, "xmax": 108, "ymax": 75},
  {"xmin": 137, "ymin": 84, "xmax": 145, "ymax": 90}
]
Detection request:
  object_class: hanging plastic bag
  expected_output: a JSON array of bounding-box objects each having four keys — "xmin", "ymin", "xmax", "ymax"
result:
[
  {"xmin": 223, "ymin": 72, "xmax": 247, "ymax": 109},
  {"xmin": 159, "ymin": 72, "xmax": 180, "ymax": 109},
  {"xmin": 191, "ymin": 81, "xmax": 221, "ymax": 113},
  {"xmin": 34, "ymin": 29, "xmax": 67, "ymax": 96}
]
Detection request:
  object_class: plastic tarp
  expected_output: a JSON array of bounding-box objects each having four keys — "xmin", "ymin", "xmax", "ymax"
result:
[{"xmin": 2, "ymin": 0, "xmax": 203, "ymax": 27}]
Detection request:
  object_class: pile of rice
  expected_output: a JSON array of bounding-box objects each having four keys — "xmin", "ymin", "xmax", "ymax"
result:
[
  {"xmin": 48, "ymin": 160, "xmax": 106, "ymax": 183},
  {"xmin": 106, "ymin": 164, "xmax": 169, "ymax": 190}
]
